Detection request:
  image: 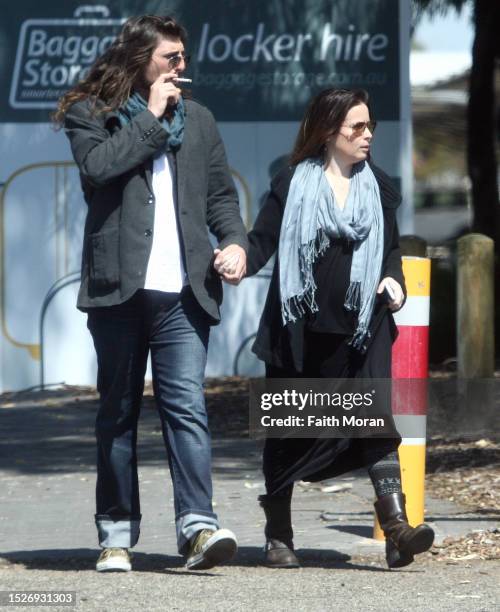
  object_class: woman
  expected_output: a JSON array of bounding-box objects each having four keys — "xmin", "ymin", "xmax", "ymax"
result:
[{"xmin": 234, "ymin": 88, "xmax": 433, "ymax": 569}]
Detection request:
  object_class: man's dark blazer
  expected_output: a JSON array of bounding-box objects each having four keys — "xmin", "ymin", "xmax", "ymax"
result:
[{"xmin": 64, "ymin": 97, "xmax": 248, "ymax": 322}]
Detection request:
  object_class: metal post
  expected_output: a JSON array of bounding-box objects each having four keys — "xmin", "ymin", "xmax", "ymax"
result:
[{"xmin": 39, "ymin": 272, "xmax": 81, "ymax": 390}]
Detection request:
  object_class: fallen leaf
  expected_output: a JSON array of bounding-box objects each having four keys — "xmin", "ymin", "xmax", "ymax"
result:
[{"xmin": 321, "ymin": 483, "xmax": 353, "ymax": 493}]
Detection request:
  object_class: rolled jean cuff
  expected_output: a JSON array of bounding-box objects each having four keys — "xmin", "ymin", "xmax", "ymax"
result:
[
  {"xmin": 96, "ymin": 515, "xmax": 141, "ymax": 548},
  {"xmin": 176, "ymin": 511, "xmax": 219, "ymax": 555}
]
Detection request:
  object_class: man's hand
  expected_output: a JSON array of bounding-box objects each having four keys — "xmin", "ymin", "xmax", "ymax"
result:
[
  {"xmin": 377, "ymin": 277, "xmax": 404, "ymax": 311},
  {"xmin": 213, "ymin": 245, "xmax": 247, "ymax": 285},
  {"xmin": 147, "ymin": 72, "xmax": 181, "ymax": 118}
]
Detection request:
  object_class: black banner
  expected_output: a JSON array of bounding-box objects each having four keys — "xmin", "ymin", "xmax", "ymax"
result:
[{"xmin": 1, "ymin": 0, "xmax": 400, "ymax": 123}]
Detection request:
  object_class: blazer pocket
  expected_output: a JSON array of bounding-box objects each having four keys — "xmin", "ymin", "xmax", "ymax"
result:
[{"xmin": 87, "ymin": 228, "xmax": 120, "ymax": 292}]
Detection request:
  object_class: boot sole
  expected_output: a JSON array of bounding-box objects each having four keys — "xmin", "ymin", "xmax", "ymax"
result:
[
  {"xmin": 387, "ymin": 551, "xmax": 414, "ymax": 569},
  {"xmin": 96, "ymin": 560, "xmax": 131, "ymax": 572},
  {"xmin": 187, "ymin": 530, "xmax": 238, "ymax": 570},
  {"xmin": 265, "ymin": 561, "xmax": 300, "ymax": 569}
]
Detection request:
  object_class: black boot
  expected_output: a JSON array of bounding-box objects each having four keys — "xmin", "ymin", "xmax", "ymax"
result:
[
  {"xmin": 374, "ymin": 492, "xmax": 435, "ymax": 568},
  {"xmin": 258, "ymin": 494, "xmax": 300, "ymax": 568}
]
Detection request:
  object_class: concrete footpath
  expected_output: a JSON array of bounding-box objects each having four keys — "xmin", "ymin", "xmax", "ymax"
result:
[{"xmin": 0, "ymin": 389, "xmax": 498, "ymax": 611}]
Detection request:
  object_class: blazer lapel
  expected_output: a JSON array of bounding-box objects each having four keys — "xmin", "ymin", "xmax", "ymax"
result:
[{"xmin": 175, "ymin": 105, "xmax": 194, "ymax": 207}]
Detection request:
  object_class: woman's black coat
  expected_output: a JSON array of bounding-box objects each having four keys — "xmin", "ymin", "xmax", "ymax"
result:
[{"xmin": 246, "ymin": 161, "xmax": 406, "ymax": 372}]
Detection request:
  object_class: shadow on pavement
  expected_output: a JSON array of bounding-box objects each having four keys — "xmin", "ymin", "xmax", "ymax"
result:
[
  {"xmin": 0, "ymin": 395, "xmax": 261, "ymax": 477},
  {"xmin": 0, "ymin": 549, "xmax": 184, "ymax": 573},
  {"xmin": 325, "ymin": 525, "xmax": 373, "ymax": 538},
  {"xmin": 0, "ymin": 547, "xmax": 398, "ymax": 573}
]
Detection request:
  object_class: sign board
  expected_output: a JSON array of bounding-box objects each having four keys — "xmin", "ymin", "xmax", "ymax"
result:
[{"xmin": 0, "ymin": 1, "xmax": 412, "ymax": 391}]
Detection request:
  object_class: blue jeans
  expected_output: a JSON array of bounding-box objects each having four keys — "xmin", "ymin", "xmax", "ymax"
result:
[{"xmin": 87, "ymin": 287, "xmax": 219, "ymax": 554}]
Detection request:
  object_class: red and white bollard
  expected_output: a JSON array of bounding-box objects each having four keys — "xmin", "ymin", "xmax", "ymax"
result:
[{"xmin": 374, "ymin": 256, "xmax": 431, "ymax": 538}]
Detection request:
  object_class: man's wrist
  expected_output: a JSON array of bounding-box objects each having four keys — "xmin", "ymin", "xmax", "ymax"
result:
[
  {"xmin": 217, "ymin": 240, "xmax": 248, "ymax": 254},
  {"xmin": 147, "ymin": 106, "xmax": 163, "ymax": 119}
]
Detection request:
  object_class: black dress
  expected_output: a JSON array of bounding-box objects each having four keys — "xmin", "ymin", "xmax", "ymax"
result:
[{"xmin": 247, "ymin": 161, "xmax": 406, "ymax": 494}]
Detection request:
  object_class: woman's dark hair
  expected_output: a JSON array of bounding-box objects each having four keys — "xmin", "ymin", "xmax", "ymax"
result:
[
  {"xmin": 290, "ymin": 88, "xmax": 370, "ymax": 165},
  {"xmin": 53, "ymin": 15, "xmax": 187, "ymax": 125}
]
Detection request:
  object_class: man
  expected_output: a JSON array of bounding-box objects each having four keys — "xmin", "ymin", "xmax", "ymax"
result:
[{"xmin": 56, "ymin": 14, "xmax": 247, "ymax": 571}]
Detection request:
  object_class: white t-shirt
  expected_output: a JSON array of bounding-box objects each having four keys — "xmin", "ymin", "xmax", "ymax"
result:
[{"xmin": 144, "ymin": 154, "xmax": 186, "ymax": 292}]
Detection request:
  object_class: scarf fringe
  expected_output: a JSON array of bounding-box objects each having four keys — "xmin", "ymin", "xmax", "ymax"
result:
[
  {"xmin": 344, "ymin": 281, "xmax": 361, "ymax": 312},
  {"xmin": 281, "ymin": 291, "xmax": 320, "ymax": 324},
  {"xmin": 348, "ymin": 326, "xmax": 371, "ymax": 351},
  {"xmin": 281, "ymin": 231, "xmax": 328, "ymax": 324}
]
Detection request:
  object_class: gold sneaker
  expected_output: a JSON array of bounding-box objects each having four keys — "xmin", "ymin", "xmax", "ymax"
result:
[
  {"xmin": 96, "ymin": 547, "xmax": 132, "ymax": 572},
  {"xmin": 186, "ymin": 528, "xmax": 237, "ymax": 570}
]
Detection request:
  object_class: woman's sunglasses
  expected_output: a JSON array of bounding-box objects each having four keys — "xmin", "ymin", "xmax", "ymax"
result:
[{"xmin": 342, "ymin": 120, "xmax": 377, "ymax": 137}]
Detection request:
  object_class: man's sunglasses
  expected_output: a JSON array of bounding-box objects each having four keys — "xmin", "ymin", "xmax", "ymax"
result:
[
  {"xmin": 342, "ymin": 120, "xmax": 377, "ymax": 137},
  {"xmin": 165, "ymin": 51, "xmax": 191, "ymax": 69}
]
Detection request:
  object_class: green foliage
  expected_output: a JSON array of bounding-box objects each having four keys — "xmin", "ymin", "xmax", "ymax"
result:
[
  {"xmin": 411, "ymin": 0, "xmax": 470, "ymax": 27},
  {"xmin": 413, "ymin": 106, "xmax": 467, "ymax": 182}
]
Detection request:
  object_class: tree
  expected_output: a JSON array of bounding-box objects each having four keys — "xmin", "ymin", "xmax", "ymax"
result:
[
  {"xmin": 412, "ymin": 0, "xmax": 500, "ymax": 246},
  {"xmin": 467, "ymin": 1, "xmax": 500, "ymax": 242}
]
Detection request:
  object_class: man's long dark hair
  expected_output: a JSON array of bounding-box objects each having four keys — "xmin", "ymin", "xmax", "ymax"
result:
[
  {"xmin": 290, "ymin": 88, "xmax": 370, "ymax": 166},
  {"xmin": 53, "ymin": 15, "xmax": 186, "ymax": 125}
]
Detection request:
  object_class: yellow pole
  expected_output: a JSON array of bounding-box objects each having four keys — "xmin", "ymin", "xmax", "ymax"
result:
[{"xmin": 373, "ymin": 257, "xmax": 431, "ymax": 539}]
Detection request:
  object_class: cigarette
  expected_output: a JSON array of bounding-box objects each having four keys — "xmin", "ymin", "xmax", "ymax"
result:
[{"xmin": 174, "ymin": 77, "xmax": 192, "ymax": 83}]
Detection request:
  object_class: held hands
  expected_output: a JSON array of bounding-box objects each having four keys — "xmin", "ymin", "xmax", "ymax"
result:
[
  {"xmin": 377, "ymin": 277, "xmax": 404, "ymax": 312},
  {"xmin": 147, "ymin": 72, "xmax": 182, "ymax": 118},
  {"xmin": 213, "ymin": 245, "xmax": 247, "ymax": 285}
]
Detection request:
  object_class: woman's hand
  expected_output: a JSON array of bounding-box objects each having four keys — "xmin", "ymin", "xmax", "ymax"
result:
[{"xmin": 377, "ymin": 277, "xmax": 404, "ymax": 311}]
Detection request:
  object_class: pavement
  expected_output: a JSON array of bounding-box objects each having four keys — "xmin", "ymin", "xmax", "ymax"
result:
[{"xmin": 0, "ymin": 388, "xmax": 499, "ymax": 611}]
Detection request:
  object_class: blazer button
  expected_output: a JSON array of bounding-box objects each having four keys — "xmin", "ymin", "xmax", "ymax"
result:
[
  {"xmin": 144, "ymin": 229, "xmax": 152, "ymax": 237},
  {"xmin": 147, "ymin": 196, "xmax": 153, "ymax": 205}
]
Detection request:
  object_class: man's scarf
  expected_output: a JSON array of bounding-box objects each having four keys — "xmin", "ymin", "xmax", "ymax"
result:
[{"xmin": 118, "ymin": 91, "xmax": 185, "ymax": 152}]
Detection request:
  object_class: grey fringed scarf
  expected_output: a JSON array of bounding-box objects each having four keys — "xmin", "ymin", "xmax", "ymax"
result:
[{"xmin": 278, "ymin": 158, "xmax": 384, "ymax": 349}]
